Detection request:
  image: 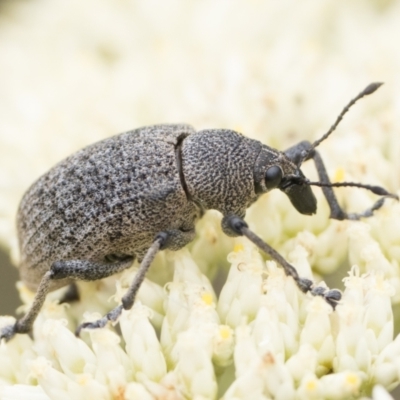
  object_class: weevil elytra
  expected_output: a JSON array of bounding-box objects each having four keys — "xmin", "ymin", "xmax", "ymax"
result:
[{"xmin": 1, "ymin": 82, "xmax": 397, "ymax": 341}]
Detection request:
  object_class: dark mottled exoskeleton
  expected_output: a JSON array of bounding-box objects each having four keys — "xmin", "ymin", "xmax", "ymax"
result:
[{"xmin": 1, "ymin": 82, "xmax": 397, "ymax": 341}]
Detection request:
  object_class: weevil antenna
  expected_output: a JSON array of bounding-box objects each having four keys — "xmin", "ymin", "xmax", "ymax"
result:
[
  {"xmin": 306, "ymin": 180, "xmax": 399, "ymax": 200},
  {"xmin": 299, "ymin": 82, "xmax": 383, "ymax": 165}
]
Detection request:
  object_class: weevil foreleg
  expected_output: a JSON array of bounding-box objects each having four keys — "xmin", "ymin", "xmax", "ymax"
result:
[
  {"xmin": 310, "ymin": 150, "xmax": 395, "ymax": 219},
  {"xmin": 75, "ymin": 232, "xmax": 168, "ymax": 336},
  {"xmin": 223, "ymin": 215, "xmax": 342, "ymax": 308},
  {"xmin": 285, "ymin": 140, "xmax": 395, "ymax": 220}
]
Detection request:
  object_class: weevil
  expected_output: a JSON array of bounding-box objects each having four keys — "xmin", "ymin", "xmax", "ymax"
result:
[{"xmin": 1, "ymin": 82, "xmax": 397, "ymax": 341}]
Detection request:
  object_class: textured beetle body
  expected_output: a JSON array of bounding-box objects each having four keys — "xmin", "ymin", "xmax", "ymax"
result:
[
  {"xmin": 18, "ymin": 125, "xmax": 198, "ymax": 291},
  {"xmin": 18, "ymin": 124, "xmax": 303, "ymax": 293}
]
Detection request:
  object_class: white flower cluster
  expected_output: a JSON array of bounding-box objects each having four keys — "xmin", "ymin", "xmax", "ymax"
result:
[{"xmin": 1, "ymin": 226, "xmax": 400, "ymax": 399}]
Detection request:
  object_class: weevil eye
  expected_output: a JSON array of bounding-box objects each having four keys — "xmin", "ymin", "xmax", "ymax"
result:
[{"xmin": 265, "ymin": 165, "xmax": 283, "ymax": 190}]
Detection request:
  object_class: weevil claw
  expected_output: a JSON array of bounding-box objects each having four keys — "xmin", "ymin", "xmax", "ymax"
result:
[{"xmin": 75, "ymin": 304, "xmax": 123, "ymax": 337}]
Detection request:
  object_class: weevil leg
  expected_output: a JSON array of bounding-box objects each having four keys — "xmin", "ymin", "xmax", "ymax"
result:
[
  {"xmin": 308, "ymin": 150, "xmax": 346, "ymax": 220},
  {"xmin": 50, "ymin": 256, "xmax": 134, "ymax": 281},
  {"xmin": 222, "ymin": 215, "xmax": 342, "ymax": 308},
  {"xmin": 311, "ymin": 150, "xmax": 392, "ymax": 220},
  {"xmin": 0, "ymin": 257, "xmax": 133, "ymax": 342},
  {"xmin": 0, "ymin": 271, "xmax": 53, "ymax": 341},
  {"xmin": 311, "ymin": 150, "xmax": 393, "ymax": 220},
  {"xmin": 75, "ymin": 232, "xmax": 169, "ymax": 336},
  {"xmin": 285, "ymin": 140, "xmax": 391, "ymax": 220}
]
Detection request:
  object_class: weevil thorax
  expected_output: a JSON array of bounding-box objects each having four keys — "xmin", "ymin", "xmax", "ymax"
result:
[{"xmin": 181, "ymin": 130, "xmax": 262, "ymax": 216}]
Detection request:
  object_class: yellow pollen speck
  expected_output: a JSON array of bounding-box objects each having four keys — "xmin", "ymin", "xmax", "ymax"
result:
[
  {"xmin": 345, "ymin": 373, "xmax": 359, "ymax": 387},
  {"xmin": 262, "ymin": 352, "xmax": 275, "ymax": 365},
  {"xmin": 77, "ymin": 374, "xmax": 90, "ymax": 385},
  {"xmin": 333, "ymin": 168, "xmax": 345, "ymax": 182},
  {"xmin": 219, "ymin": 325, "xmax": 232, "ymax": 339},
  {"xmin": 205, "ymin": 227, "xmax": 218, "ymax": 244},
  {"xmin": 201, "ymin": 292, "xmax": 213, "ymax": 305},
  {"xmin": 306, "ymin": 380, "xmax": 317, "ymax": 391},
  {"xmin": 233, "ymin": 244, "xmax": 244, "ymax": 253}
]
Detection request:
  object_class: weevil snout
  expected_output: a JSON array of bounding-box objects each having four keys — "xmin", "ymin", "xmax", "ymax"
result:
[{"xmin": 280, "ymin": 170, "xmax": 317, "ymax": 215}]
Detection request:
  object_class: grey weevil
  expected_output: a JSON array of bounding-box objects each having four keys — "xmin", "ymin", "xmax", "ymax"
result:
[{"xmin": 1, "ymin": 82, "xmax": 397, "ymax": 342}]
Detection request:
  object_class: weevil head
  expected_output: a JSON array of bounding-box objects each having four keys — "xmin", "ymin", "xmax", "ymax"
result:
[{"xmin": 254, "ymin": 145, "xmax": 317, "ymax": 215}]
